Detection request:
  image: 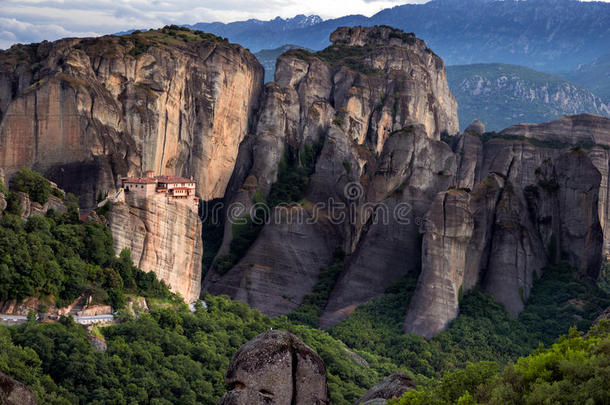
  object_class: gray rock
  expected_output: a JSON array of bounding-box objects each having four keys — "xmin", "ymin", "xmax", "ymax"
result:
[
  {"xmin": 404, "ymin": 190, "xmax": 474, "ymax": 338},
  {"xmin": 356, "ymin": 372, "xmax": 415, "ymax": 405},
  {"xmin": 88, "ymin": 335, "xmax": 107, "ymax": 352},
  {"xmin": 0, "ymin": 371, "xmax": 37, "ymax": 405},
  {"xmin": 465, "ymin": 120, "xmax": 486, "ymax": 136},
  {"xmin": 218, "ymin": 330, "xmax": 329, "ymax": 405}
]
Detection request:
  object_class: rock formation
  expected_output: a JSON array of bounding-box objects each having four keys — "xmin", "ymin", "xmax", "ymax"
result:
[
  {"xmin": 218, "ymin": 330, "xmax": 329, "ymax": 405},
  {"xmin": 0, "ymin": 371, "xmax": 37, "ymax": 405},
  {"xmin": 0, "ymin": 27, "xmax": 263, "ymax": 208},
  {"xmin": 356, "ymin": 372, "xmax": 415, "ymax": 405},
  {"xmin": 205, "ymin": 25, "xmax": 459, "ymax": 320},
  {"xmin": 2, "ymin": 22, "xmax": 609, "ymax": 340},
  {"xmin": 109, "ymin": 189, "xmax": 203, "ymax": 302},
  {"xmin": 16, "ymin": 192, "xmax": 66, "ymax": 219},
  {"xmin": 404, "ymin": 190, "xmax": 474, "ymax": 338},
  {"xmin": 465, "ymin": 120, "xmax": 486, "ymax": 136}
]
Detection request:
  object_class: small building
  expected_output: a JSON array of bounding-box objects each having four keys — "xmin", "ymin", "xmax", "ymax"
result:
[
  {"xmin": 121, "ymin": 176, "xmax": 157, "ymax": 197},
  {"xmin": 120, "ymin": 173, "xmax": 197, "ymax": 204}
]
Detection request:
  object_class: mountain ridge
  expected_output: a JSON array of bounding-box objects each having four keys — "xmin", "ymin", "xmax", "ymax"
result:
[{"xmin": 182, "ymin": 0, "xmax": 610, "ymax": 71}]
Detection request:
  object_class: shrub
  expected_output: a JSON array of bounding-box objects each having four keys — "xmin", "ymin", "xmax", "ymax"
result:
[{"xmin": 11, "ymin": 168, "xmax": 51, "ymax": 204}]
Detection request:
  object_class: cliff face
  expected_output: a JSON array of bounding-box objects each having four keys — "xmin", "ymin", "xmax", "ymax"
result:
[
  {"xmin": 0, "ymin": 27, "xmax": 263, "ymax": 208},
  {"xmin": 206, "ymin": 25, "xmax": 609, "ymax": 340},
  {"xmin": 2, "ymin": 24, "xmax": 608, "ymax": 340},
  {"xmin": 204, "ymin": 25, "xmax": 459, "ymax": 318},
  {"xmin": 109, "ymin": 190, "xmax": 203, "ymax": 302}
]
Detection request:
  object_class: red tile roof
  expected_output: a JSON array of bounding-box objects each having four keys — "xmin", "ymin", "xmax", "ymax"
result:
[
  {"xmin": 121, "ymin": 177, "xmax": 157, "ymax": 184},
  {"xmin": 156, "ymin": 175, "xmax": 195, "ymax": 184}
]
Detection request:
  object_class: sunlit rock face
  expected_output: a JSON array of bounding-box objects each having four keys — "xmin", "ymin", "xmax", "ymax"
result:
[
  {"xmin": 109, "ymin": 189, "xmax": 203, "ymax": 302},
  {"xmin": 0, "ymin": 29, "xmax": 263, "ymax": 208},
  {"xmin": 205, "ymin": 25, "xmax": 459, "ymax": 322}
]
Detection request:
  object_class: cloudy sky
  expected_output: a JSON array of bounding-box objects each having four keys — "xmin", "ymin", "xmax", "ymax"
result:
[{"xmin": 0, "ymin": 0, "xmax": 429, "ymax": 49}]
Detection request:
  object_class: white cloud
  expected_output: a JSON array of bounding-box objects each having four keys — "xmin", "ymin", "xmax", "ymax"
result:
[{"xmin": 0, "ymin": 0, "xmax": 422, "ymax": 49}]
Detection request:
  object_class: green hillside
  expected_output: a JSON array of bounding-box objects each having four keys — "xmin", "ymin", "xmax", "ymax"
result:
[{"xmin": 447, "ymin": 63, "xmax": 609, "ymax": 131}]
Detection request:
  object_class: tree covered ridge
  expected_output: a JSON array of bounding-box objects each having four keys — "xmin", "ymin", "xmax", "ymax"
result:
[
  {"xmin": 0, "ymin": 295, "xmax": 398, "ymax": 404},
  {"xmin": 389, "ymin": 321, "xmax": 610, "ymax": 405},
  {"xmin": 0, "ymin": 168, "xmax": 172, "ymax": 310}
]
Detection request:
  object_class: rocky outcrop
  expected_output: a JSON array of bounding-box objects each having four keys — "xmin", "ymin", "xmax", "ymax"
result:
[
  {"xmin": 356, "ymin": 373, "xmax": 415, "ymax": 405},
  {"xmin": 403, "ymin": 190, "xmax": 474, "ymax": 338},
  {"xmin": 500, "ymin": 114, "xmax": 610, "ymax": 146},
  {"xmin": 218, "ymin": 330, "xmax": 329, "ymax": 405},
  {"xmin": 465, "ymin": 120, "xmax": 486, "ymax": 136},
  {"xmin": 0, "ymin": 27, "xmax": 263, "ymax": 208},
  {"xmin": 205, "ymin": 25, "xmax": 459, "ymax": 320},
  {"xmin": 0, "ymin": 371, "xmax": 37, "ymax": 405},
  {"xmin": 16, "ymin": 192, "xmax": 66, "ymax": 219},
  {"xmin": 109, "ymin": 190, "xmax": 202, "ymax": 302}
]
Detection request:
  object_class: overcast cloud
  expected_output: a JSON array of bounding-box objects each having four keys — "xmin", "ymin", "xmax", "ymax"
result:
[{"xmin": 0, "ymin": 0, "xmax": 429, "ymax": 49}]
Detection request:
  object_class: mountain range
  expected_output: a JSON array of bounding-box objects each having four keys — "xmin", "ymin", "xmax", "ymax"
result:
[
  {"xmin": 446, "ymin": 63, "xmax": 610, "ymax": 131},
  {"xmin": 189, "ymin": 0, "xmax": 610, "ymax": 72}
]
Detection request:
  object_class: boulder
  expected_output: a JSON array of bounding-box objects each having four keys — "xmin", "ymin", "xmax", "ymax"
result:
[
  {"xmin": 356, "ymin": 373, "xmax": 415, "ymax": 405},
  {"xmin": 0, "ymin": 371, "xmax": 37, "ymax": 405},
  {"xmin": 218, "ymin": 330, "xmax": 329, "ymax": 405}
]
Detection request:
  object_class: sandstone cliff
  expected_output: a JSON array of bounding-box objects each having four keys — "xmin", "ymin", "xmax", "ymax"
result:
[
  {"xmin": 0, "ymin": 26, "xmax": 263, "ymax": 208},
  {"xmin": 204, "ymin": 25, "xmax": 459, "ymax": 318},
  {"xmin": 109, "ymin": 189, "xmax": 203, "ymax": 302}
]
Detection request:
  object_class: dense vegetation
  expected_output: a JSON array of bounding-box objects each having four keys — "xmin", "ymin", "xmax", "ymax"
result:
[
  {"xmin": 390, "ymin": 321, "xmax": 610, "ymax": 405},
  {"xmin": 328, "ymin": 261, "xmax": 609, "ymax": 379},
  {"xmin": 0, "ymin": 169, "xmax": 171, "ymax": 309},
  {"xmin": 213, "ymin": 142, "xmax": 322, "ymax": 274},
  {"xmin": 0, "ymin": 295, "xmax": 396, "ymax": 404}
]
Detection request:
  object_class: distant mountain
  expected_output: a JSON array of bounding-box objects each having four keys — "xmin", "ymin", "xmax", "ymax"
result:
[
  {"xmin": 254, "ymin": 45, "xmax": 308, "ymax": 82},
  {"xmin": 189, "ymin": 14, "xmax": 323, "ymax": 50},
  {"xmin": 560, "ymin": 53, "xmax": 610, "ymax": 103},
  {"xmin": 184, "ymin": 0, "xmax": 610, "ymax": 71},
  {"xmin": 446, "ymin": 63, "xmax": 610, "ymax": 131}
]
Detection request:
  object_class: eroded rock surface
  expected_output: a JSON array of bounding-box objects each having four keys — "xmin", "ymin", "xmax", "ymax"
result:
[
  {"xmin": 404, "ymin": 190, "xmax": 474, "ymax": 338},
  {"xmin": 109, "ymin": 190, "xmax": 203, "ymax": 302},
  {"xmin": 0, "ymin": 28, "xmax": 263, "ymax": 208},
  {"xmin": 357, "ymin": 372, "xmax": 415, "ymax": 405},
  {"xmin": 218, "ymin": 330, "xmax": 329, "ymax": 405},
  {"xmin": 205, "ymin": 25, "xmax": 459, "ymax": 321},
  {"xmin": 0, "ymin": 371, "xmax": 37, "ymax": 405}
]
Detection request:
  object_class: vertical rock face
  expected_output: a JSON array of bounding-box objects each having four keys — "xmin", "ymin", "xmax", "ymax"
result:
[
  {"xmin": 0, "ymin": 28, "xmax": 263, "ymax": 208},
  {"xmin": 109, "ymin": 191, "xmax": 203, "ymax": 302},
  {"xmin": 218, "ymin": 330, "xmax": 330, "ymax": 405},
  {"xmin": 205, "ymin": 25, "xmax": 459, "ymax": 319},
  {"xmin": 403, "ymin": 190, "xmax": 474, "ymax": 338}
]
